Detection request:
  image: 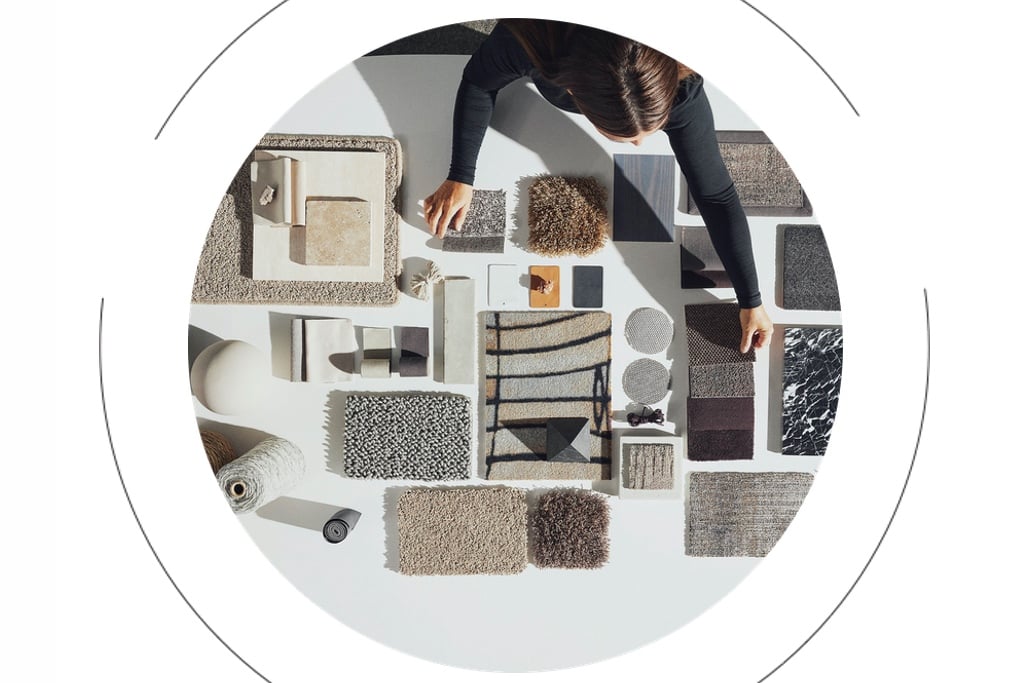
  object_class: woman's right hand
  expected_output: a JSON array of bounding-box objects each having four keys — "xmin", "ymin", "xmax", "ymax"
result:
[{"xmin": 424, "ymin": 180, "xmax": 474, "ymax": 239}]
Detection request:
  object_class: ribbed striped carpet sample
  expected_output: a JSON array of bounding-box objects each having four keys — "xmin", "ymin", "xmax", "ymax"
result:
[
  {"xmin": 397, "ymin": 487, "xmax": 528, "ymax": 575},
  {"xmin": 483, "ymin": 311, "xmax": 612, "ymax": 480},
  {"xmin": 783, "ymin": 327, "xmax": 843, "ymax": 455},
  {"xmin": 685, "ymin": 472, "xmax": 814, "ymax": 557}
]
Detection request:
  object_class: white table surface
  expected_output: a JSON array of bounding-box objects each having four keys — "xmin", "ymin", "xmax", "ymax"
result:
[{"xmin": 188, "ymin": 54, "xmax": 840, "ymax": 670}]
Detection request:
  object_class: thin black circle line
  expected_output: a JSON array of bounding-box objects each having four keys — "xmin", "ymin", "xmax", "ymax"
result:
[
  {"xmin": 98, "ymin": 298, "xmax": 271, "ymax": 682},
  {"xmin": 154, "ymin": 0, "xmax": 292, "ymax": 140},
  {"xmin": 740, "ymin": 0, "xmax": 860, "ymax": 116},
  {"xmin": 759, "ymin": 289, "xmax": 930, "ymax": 681}
]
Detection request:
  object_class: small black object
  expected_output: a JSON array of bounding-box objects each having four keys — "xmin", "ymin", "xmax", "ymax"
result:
[
  {"xmin": 627, "ymin": 406, "xmax": 665, "ymax": 427},
  {"xmin": 323, "ymin": 507, "xmax": 362, "ymax": 543}
]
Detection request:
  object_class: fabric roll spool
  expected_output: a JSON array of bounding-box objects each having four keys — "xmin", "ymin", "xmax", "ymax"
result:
[
  {"xmin": 323, "ymin": 507, "xmax": 362, "ymax": 543},
  {"xmin": 200, "ymin": 430, "xmax": 236, "ymax": 473},
  {"xmin": 216, "ymin": 436, "xmax": 306, "ymax": 514}
]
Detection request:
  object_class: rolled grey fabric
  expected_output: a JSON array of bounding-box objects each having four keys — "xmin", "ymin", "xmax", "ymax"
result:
[
  {"xmin": 216, "ymin": 437, "xmax": 306, "ymax": 514},
  {"xmin": 323, "ymin": 508, "xmax": 362, "ymax": 543}
]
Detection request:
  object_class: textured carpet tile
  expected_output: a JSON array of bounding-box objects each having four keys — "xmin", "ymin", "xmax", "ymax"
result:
[
  {"xmin": 782, "ymin": 224, "xmax": 840, "ymax": 310},
  {"xmin": 688, "ymin": 363, "xmax": 755, "ymax": 398},
  {"xmin": 685, "ymin": 132, "xmax": 811, "ymax": 216},
  {"xmin": 484, "ymin": 311, "xmax": 612, "ymax": 480},
  {"xmin": 624, "ymin": 307, "xmax": 674, "ymax": 354},
  {"xmin": 397, "ymin": 487, "xmax": 527, "ymax": 575},
  {"xmin": 622, "ymin": 358, "xmax": 671, "ymax": 405},
  {"xmin": 685, "ymin": 303, "xmax": 756, "ymax": 366},
  {"xmin": 527, "ymin": 176, "xmax": 608, "ymax": 257},
  {"xmin": 687, "ymin": 397, "xmax": 755, "ymax": 431},
  {"xmin": 442, "ymin": 189, "xmax": 506, "ymax": 253},
  {"xmin": 530, "ymin": 489, "xmax": 611, "ymax": 569},
  {"xmin": 783, "ymin": 327, "xmax": 843, "ymax": 455},
  {"xmin": 342, "ymin": 393, "xmax": 471, "ymax": 480},
  {"xmin": 612, "ymin": 154, "xmax": 675, "ymax": 242},
  {"xmin": 625, "ymin": 443, "xmax": 674, "ymax": 489},
  {"xmin": 686, "ymin": 472, "xmax": 814, "ymax": 557},
  {"xmin": 687, "ymin": 429, "xmax": 754, "ymax": 461},
  {"xmin": 572, "ymin": 265, "xmax": 604, "ymax": 308},
  {"xmin": 192, "ymin": 134, "xmax": 402, "ymax": 306}
]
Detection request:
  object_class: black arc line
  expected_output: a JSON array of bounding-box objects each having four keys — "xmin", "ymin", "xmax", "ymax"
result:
[{"xmin": 98, "ymin": 299, "xmax": 271, "ymax": 683}]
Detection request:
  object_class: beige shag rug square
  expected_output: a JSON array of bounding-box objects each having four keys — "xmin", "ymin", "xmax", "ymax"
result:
[
  {"xmin": 397, "ymin": 487, "xmax": 528, "ymax": 575},
  {"xmin": 527, "ymin": 176, "xmax": 608, "ymax": 256}
]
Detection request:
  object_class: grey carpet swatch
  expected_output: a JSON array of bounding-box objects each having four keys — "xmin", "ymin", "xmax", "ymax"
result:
[
  {"xmin": 681, "ymin": 269, "xmax": 732, "ymax": 289},
  {"xmin": 687, "ymin": 397, "xmax": 755, "ymax": 431},
  {"xmin": 688, "ymin": 363, "xmax": 755, "ymax": 398},
  {"xmin": 342, "ymin": 393, "xmax": 471, "ymax": 480},
  {"xmin": 572, "ymin": 265, "xmax": 604, "ymax": 308},
  {"xmin": 530, "ymin": 489, "xmax": 611, "ymax": 569},
  {"xmin": 679, "ymin": 227, "xmax": 724, "ymax": 270},
  {"xmin": 687, "ymin": 429, "xmax": 754, "ymax": 461},
  {"xmin": 366, "ymin": 20, "xmax": 497, "ymax": 55},
  {"xmin": 397, "ymin": 487, "xmax": 527, "ymax": 575},
  {"xmin": 783, "ymin": 327, "xmax": 843, "ymax": 455},
  {"xmin": 685, "ymin": 132, "xmax": 811, "ymax": 217},
  {"xmin": 484, "ymin": 311, "xmax": 612, "ymax": 480},
  {"xmin": 192, "ymin": 134, "xmax": 402, "ymax": 306},
  {"xmin": 442, "ymin": 189, "xmax": 505, "ymax": 253},
  {"xmin": 686, "ymin": 472, "xmax": 814, "ymax": 557},
  {"xmin": 622, "ymin": 358, "xmax": 671, "ymax": 405},
  {"xmin": 625, "ymin": 443, "xmax": 674, "ymax": 490},
  {"xmin": 624, "ymin": 307, "xmax": 674, "ymax": 354},
  {"xmin": 782, "ymin": 224, "xmax": 840, "ymax": 310},
  {"xmin": 685, "ymin": 303, "xmax": 756, "ymax": 366}
]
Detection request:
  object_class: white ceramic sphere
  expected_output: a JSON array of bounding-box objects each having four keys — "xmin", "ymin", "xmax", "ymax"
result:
[{"xmin": 190, "ymin": 339, "xmax": 270, "ymax": 415}]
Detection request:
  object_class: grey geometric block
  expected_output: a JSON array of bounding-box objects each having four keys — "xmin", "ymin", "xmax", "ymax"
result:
[{"xmin": 545, "ymin": 417, "xmax": 590, "ymax": 463}]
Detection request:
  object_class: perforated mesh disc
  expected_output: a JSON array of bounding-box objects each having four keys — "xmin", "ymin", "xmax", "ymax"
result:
[
  {"xmin": 624, "ymin": 307, "xmax": 674, "ymax": 354},
  {"xmin": 622, "ymin": 358, "xmax": 671, "ymax": 405}
]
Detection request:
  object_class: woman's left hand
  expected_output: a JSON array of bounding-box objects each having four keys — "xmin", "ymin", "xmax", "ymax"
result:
[{"xmin": 739, "ymin": 305, "xmax": 773, "ymax": 353}]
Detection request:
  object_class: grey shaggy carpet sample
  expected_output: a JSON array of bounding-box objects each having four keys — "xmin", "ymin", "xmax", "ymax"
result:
[
  {"xmin": 397, "ymin": 487, "xmax": 527, "ymax": 575},
  {"xmin": 625, "ymin": 443, "xmax": 674, "ymax": 490},
  {"xmin": 342, "ymin": 393, "xmax": 471, "ymax": 480},
  {"xmin": 527, "ymin": 176, "xmax": 608, "ymax": 257},
  {"xmin": 782, "ymin": 224, "xmax": 840, "ymax": 311},
  {"xmin": 442, "ymin": 189, "xmax": 506, "ymax": 253},
  {"xmin": 686, "ymin": 471, "xmax": 814, "ymax": 557},
  {"xmin": 685, "ymin": 303, "xmax": 756, "ymax": 366},
  {"xmin": 191, "ymin": 134, "xmax": 402, "ymax": 306},
  {"xmin": 530, "ymin": 489, "xmax": 611, "ymax": 569},
  {"xmin": 688, "ymin": 363, "xmax": 755, "ymax": 398}
]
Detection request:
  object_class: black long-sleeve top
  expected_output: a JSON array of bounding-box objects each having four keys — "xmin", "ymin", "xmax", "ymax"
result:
[{"xmin": 445, "ymin": 21, "xmax": 762, "ymax": 309}]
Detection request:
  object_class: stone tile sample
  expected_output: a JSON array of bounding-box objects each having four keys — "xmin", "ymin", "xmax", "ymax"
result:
[
  {"xmin": 572, "ymin": 265, "xmax": 603, "ymax": 308},
  {"xmin": 443, "ymin": 278, "xmax": 476, "ymax": 384},
  {"xmin": 782, "ymin": 224, "xmax": 840, "ymax": 311},
  {"xmin": 612, "ymin": 154, "xmax": 675, "ymax": 242},
  {"xmin": 300, "ymin": 198, "xmax": 371, "ymax": 265},
  {"xmin": 441, "ymin": 189, "xmax": 506, "ymax": 253},
  {"xmin": 782, "ymin": 326, "xmax": 843, "ymax": 455},
  {"xmin": 361, "ymin": 327, "xmax": 392, "ymax": 378}
]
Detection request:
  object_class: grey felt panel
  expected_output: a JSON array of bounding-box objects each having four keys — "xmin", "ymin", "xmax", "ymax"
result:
[
  {"xmin": 685, "ymin": 303, "xmax": 756, "ymax": 366},
  {"xmin": 687, "ymin": 397, "xmax": 755, "ymax": 431},
  {"xmin": 782, "ymin": 224, "xmax": 840, "ymax": 310},
  {"xmin": 684, "ymin": 131, "xmax": 812, "ymax": 217},
  {"xmin": 687, "ymin": 429, "xmax": 754, "ymax": 461},
  {"xmin": 688, "ymin": 363, "xmax": 755, "ymax": 398},
  {"xmin": 572, "ymin": 265, "xmax": 604, "ymax": 308},
  {"xmin": 442, "ymin": 189, "xmax": 506, "ymax": 253},
  {"xmin": 612, "ymin": 154, "xmax": 676, "ymax": 242},
  {"xmin": 679, "ymin": 227, "xmax": 724, "ymax": 270},
  {"xmin": 782, "ymin": 327, "xmax": 843, "ymax": 455},
  {"xmin": 686, "ymin": 471, "xmax": 814, "ymax": 557},
  {"xmin": 681, "ymin": 269, "xmax": 732, "ymax": 289}
]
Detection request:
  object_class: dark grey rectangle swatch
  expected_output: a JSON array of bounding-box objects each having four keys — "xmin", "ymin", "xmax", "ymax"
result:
[
  {"xmin": 781, "ymin": 224, "xmax": 840, "ymax": 310},
  {"xmin": 572, "ymin": 265, "xmax": 604, "ymax": 308},
  {"xmin": 688, "ymin": 363, "xmax": 755, "ymax": 398},
  {"xmin": 687, "ymin": 397, "xmax": 755, "ymax": 431},
  {"xmin": 612, "ymin": 154, "xmax": 675, "ymax": 242},
  {"xmin": 687, "ymin": 429, "xmax": 754, "ymax": 461}
]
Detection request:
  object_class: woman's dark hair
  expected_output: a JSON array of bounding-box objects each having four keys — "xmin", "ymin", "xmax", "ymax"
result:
[{"xmin": 501, "ymin": 18, "xmax": 692, "ymax": 138}]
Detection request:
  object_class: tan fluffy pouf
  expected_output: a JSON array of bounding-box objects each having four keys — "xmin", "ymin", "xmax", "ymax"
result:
[{"xmin": 527, "ymin": 176, "xmax": 608, "ymax": 256}]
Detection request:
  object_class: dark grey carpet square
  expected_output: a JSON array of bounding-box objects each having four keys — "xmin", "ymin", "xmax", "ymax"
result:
[
  {"xmin": 781, "ymin": 224, "xmax": 840, "ymax": 310},
  {"xmin": 572, "ymin": 265, "xmax": 604, "ymax": 308},
  {"xmin": 685, "ymin": 303, "xmax": 756, "ymax": 366}
]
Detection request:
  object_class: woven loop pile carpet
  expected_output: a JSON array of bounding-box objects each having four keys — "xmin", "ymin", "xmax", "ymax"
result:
[{"xmin": 483, "ymin": 311, "xmax": 613, "ymax": 480}]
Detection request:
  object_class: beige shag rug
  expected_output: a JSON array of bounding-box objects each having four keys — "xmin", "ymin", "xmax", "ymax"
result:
[
  {"xmin": 530, "ymin": 488, "xmax": 610, "ymax": 569},
  {"xmin": 191, "ymin": 134, "xmax": 402, "ymax": 306},
  {"xmin": 397, "ymin": 487, "xmax": 528, "ymax": 575},
  {"xmin": 527, "ymin": 176, "xmax": 608, "ymax": 256}
]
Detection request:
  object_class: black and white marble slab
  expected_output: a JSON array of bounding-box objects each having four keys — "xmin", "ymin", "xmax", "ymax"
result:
[{"xmin": 782, "ymin": 327, "xmax": 843, "ymax": 455}]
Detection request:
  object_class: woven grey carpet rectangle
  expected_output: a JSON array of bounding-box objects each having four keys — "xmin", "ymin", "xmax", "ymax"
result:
[
  {"xmin": 612, "ymin": 154, "xmax": 676, "ymax": 242},
  {"xmin": 192, "ymin": 134, "xmax": 402, "ymax": 306},
  {"xmin": 781, "ymin": 224, "xmax": 840, "ymax": 310},
  {"xmin": 342, "ymin": 393, "xmax": 471, "ymax": 480},
  {"xmin": 625, "ymin": 443, "xmax": 674, "ymax": 490},
  {"xmin": 687, "ymin": 429, "xmax": 753, "ymax": 461},
  {"xmin": 687, "ymin": 397, "xmax": 755, "ymax": 431},
  {"xmin": 530, "ymin": 489, "xmax": 610, "ymax": 569},
  {"xmin": 783, "ymin": 327, "xmax": 843, "ymax": 455},
  {"xmin": 686, "ymin": 471, "xmax": 814, "ymax": 557},
  {"xmin": 441, "ymin": 189, "xmax": 506, "ymax": 253},
  {"xmin": 685, "ymin": 303, "xmax": 756, "ymax": 366},
  {"xmin": 483, "ymin": 311, "xmax": 612, "ymax": 480},
  {"xmin": 684, "ymin": 131, "xmax": 812, "ymax": 217},
  {"xmin": 397, "ymin": 487, "xmax": 527, "ymax": 575},
  {"xmin": 688, "ymin": 363, "xmax": 755, "ymax": 398}
]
